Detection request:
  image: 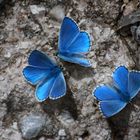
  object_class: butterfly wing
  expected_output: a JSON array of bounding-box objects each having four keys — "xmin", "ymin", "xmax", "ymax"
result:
[
  {"xmin": 49, "ymin": 72, "xmax": 66, "ymax": 99},
  {"xmin": 100, "ymin": 100, "xmax": 127, "ymax": 118},
  {"xmin": 58, "ymin": 17, "xmax": 91, "ymax": 67},
  {"xmin": 28, "ymin": 50, "xmax": 57, "ymax": 68},
  {"xmin": 58, "ymin": 17, "xmax": 79, "ymax": 52},
  {"xmin": 35, "ymin": 72, "xmax": 66, "ymax": 102},
  {"xmin": 128, "ymin": 71, "xmax": 140, "ymax": 99},
  {"xmin": 35, "ymin": 75, "xmax": 56, "ymax": 102},
  {"xmin": 93, "ymin": 85, "xmax": 126, "ymax": 117},
  {"xmin": 68, "ymin": 32, "xmax": 90, "ymax": 53},
  {"xmin": 94, "ymin": 85, "xmax": 122, "ymax": 101},
  {"xmin": 58, "ymin": 53, "xmax": 91, "ymax": 67},
  {"xmin": 113, "ymin": 66, "xmax": 129, "ymax": 96},
  {"xmin": 23, "ymin": 66, "xmax": 51, "ymax": 85},
  {"xmin": 23, "ymin": 50, "xmax": 57, "ymax": 85}
]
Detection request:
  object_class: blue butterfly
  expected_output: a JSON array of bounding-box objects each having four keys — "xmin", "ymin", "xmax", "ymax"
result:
[
  {"xmin": 93, "ymin": 66, "xmax": 140, "ymax": 118},
  {"xmin": 57, "ymin": 17, "xmax": 91, "ymax": 67},
  {"xmin": 23, "ymin": 50, "xmax": 66, "ymax": 102}
]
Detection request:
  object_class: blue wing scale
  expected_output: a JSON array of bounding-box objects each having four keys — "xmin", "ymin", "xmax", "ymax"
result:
[
  {"xmin": 59, "ymin": 17, "xmax": 79, "ymax": 52},
  {"xmin": 49, "ymin": 72, "xmax": 66, "ymax": 99},
  {"xmin": 35, "ymin": 76, "xmax": 55, "ymax": 102},
  {"xmin": 113, "ymin": 66, "xmax": 128, "ymax": 94},
  {"xmin": 94, "ymin": 85, "xmax": 121, "ymax": 101},
  {"xmin": 23, "ymin": 66, "xmax": 51, "ymax": 85},
  {"xmin": 28, "ymin": 50, "xmax": 56, "ymax": 68},
  {"xmin": 67, "ymin": 32, "xmax": 90, "ymax": 53},
  {"xmin": 100, "ymin": 100, "xmax": 127, "ymax": 118}
]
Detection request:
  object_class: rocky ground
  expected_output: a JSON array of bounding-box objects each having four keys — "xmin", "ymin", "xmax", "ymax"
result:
[{"xmin": 0, "ymin": 0, "xmax": 140, "ymax": 140}]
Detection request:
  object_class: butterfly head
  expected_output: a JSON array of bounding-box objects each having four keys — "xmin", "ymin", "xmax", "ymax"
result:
[{"xmin": 59, "ymin": 64, "xmax": 65, "ymax": 71}]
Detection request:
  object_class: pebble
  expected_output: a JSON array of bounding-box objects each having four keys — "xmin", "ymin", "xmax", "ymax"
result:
[
  {"xmin": 49, "ymin": 5, "xmax": 65, "ymax": 21},
  {"xmin": 0, "ymin": 75, "xmax": 4, "ymax": 81},
  {"xmin": 58, "ymin": 129, "xmax": 66, "ymax": 137},
  {"xmin": 17, "ymin": 41, "xmax": 34, "ymax": 49},
  {"xmin": 57, "ymin": 111, "xmax": 75, "ymax": 127},
  {"xmin": 39, "ymin": 136, "xmax": 46, "ymax": 140},
  {"xmin": 30, "ymin": 5, "xmax": 45, "ymax": 15},
  {"xmin": 4, "ymin": 52, "xmax": 11, "ymax": 58},
  {"xmin": 0, "ymin": 34, "xmax": 4, "ymax": 41},
  {"xmin": 19, "ymin": 114, "xmax": 46, "ymax": 139}
]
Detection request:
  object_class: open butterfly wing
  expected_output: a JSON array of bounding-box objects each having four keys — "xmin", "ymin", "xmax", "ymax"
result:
[
  {"xmin": 100, "ymin": 100, "xmax": 126, "ymax": 118},
  {"xmin": 94, "ymin": 85, "xmax": 126, "ymax": 117},
  {"xmin": 67, "ymin": 32, "xmax": 90, "ymax": 53},
  {"xmin": 35, "ymin": 72, "xmax": 66, "ymax": 102},
  {"xmin": 49, "ymin": 72, "xmax": 66, "ymax": 99},
  {"xmin": 28, "ymin": 50, "xmax": 57, "ymax": 68},
  {"xmin": 94, "ymin": 85, "xmax": 122, "ymax": 101},
  {"xmin": 128, "ymin": 71, "xmax": 140, "ymax": 99},
  {"xmin": 58, "ymin": 17, "xmax": 79, "ymax": 52},
  {"xmin": 35, "ymin": 76, "xmax": 55, "ymax": 102},
  {"xmin": 113, "ymin": 66, "xmax": 129, "ymax": 95},
  {"xmin": 23, "ymin": 66, "xmax": 51, "ymax": 85}
]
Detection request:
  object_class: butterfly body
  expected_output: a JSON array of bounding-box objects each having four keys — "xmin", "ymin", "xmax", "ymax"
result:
[{"xmin": 93, "ymin": 66, "xmax": 140, "ymax": 118}]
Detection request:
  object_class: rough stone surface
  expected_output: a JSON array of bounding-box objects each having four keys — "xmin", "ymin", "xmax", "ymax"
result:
[
  {"xmin": 0, "ymin": 0, "xmax": 3, "ymax": 4},
  {"xmin": 0, "ymin": 0, "xmax": 140, "ymax": 140},
  {"xmin": 49, "ymin": 5, "xmax": 65, "ymax": 21}
]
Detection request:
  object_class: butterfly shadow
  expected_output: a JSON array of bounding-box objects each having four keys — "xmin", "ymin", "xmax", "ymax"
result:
[
  {"xmin": 130, "ymin": 92, "xmax": 140, "ymax": 136},
  {"xmin": 40, "ymin": 85, "xmax": 78, "ymax": 120},
  {"xmin": 132, "ymin": 91, "xmax": 140, "ymax": 106},
  {"xmin": 61, "ymin": 61, "xmax": 94, "ymax": 80},
  {"xmin": 107, "ymin": 93, "xmax": 140, "ymax": 140},
  {"xmin": 107, "ymin": 104, "xmax": 132, "ymax": 140}
]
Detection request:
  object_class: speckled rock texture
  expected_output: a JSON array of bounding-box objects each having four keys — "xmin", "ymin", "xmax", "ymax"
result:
[{"xmin": 0, "ymin": 0, "xmax": 140, "ymax": 140}]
